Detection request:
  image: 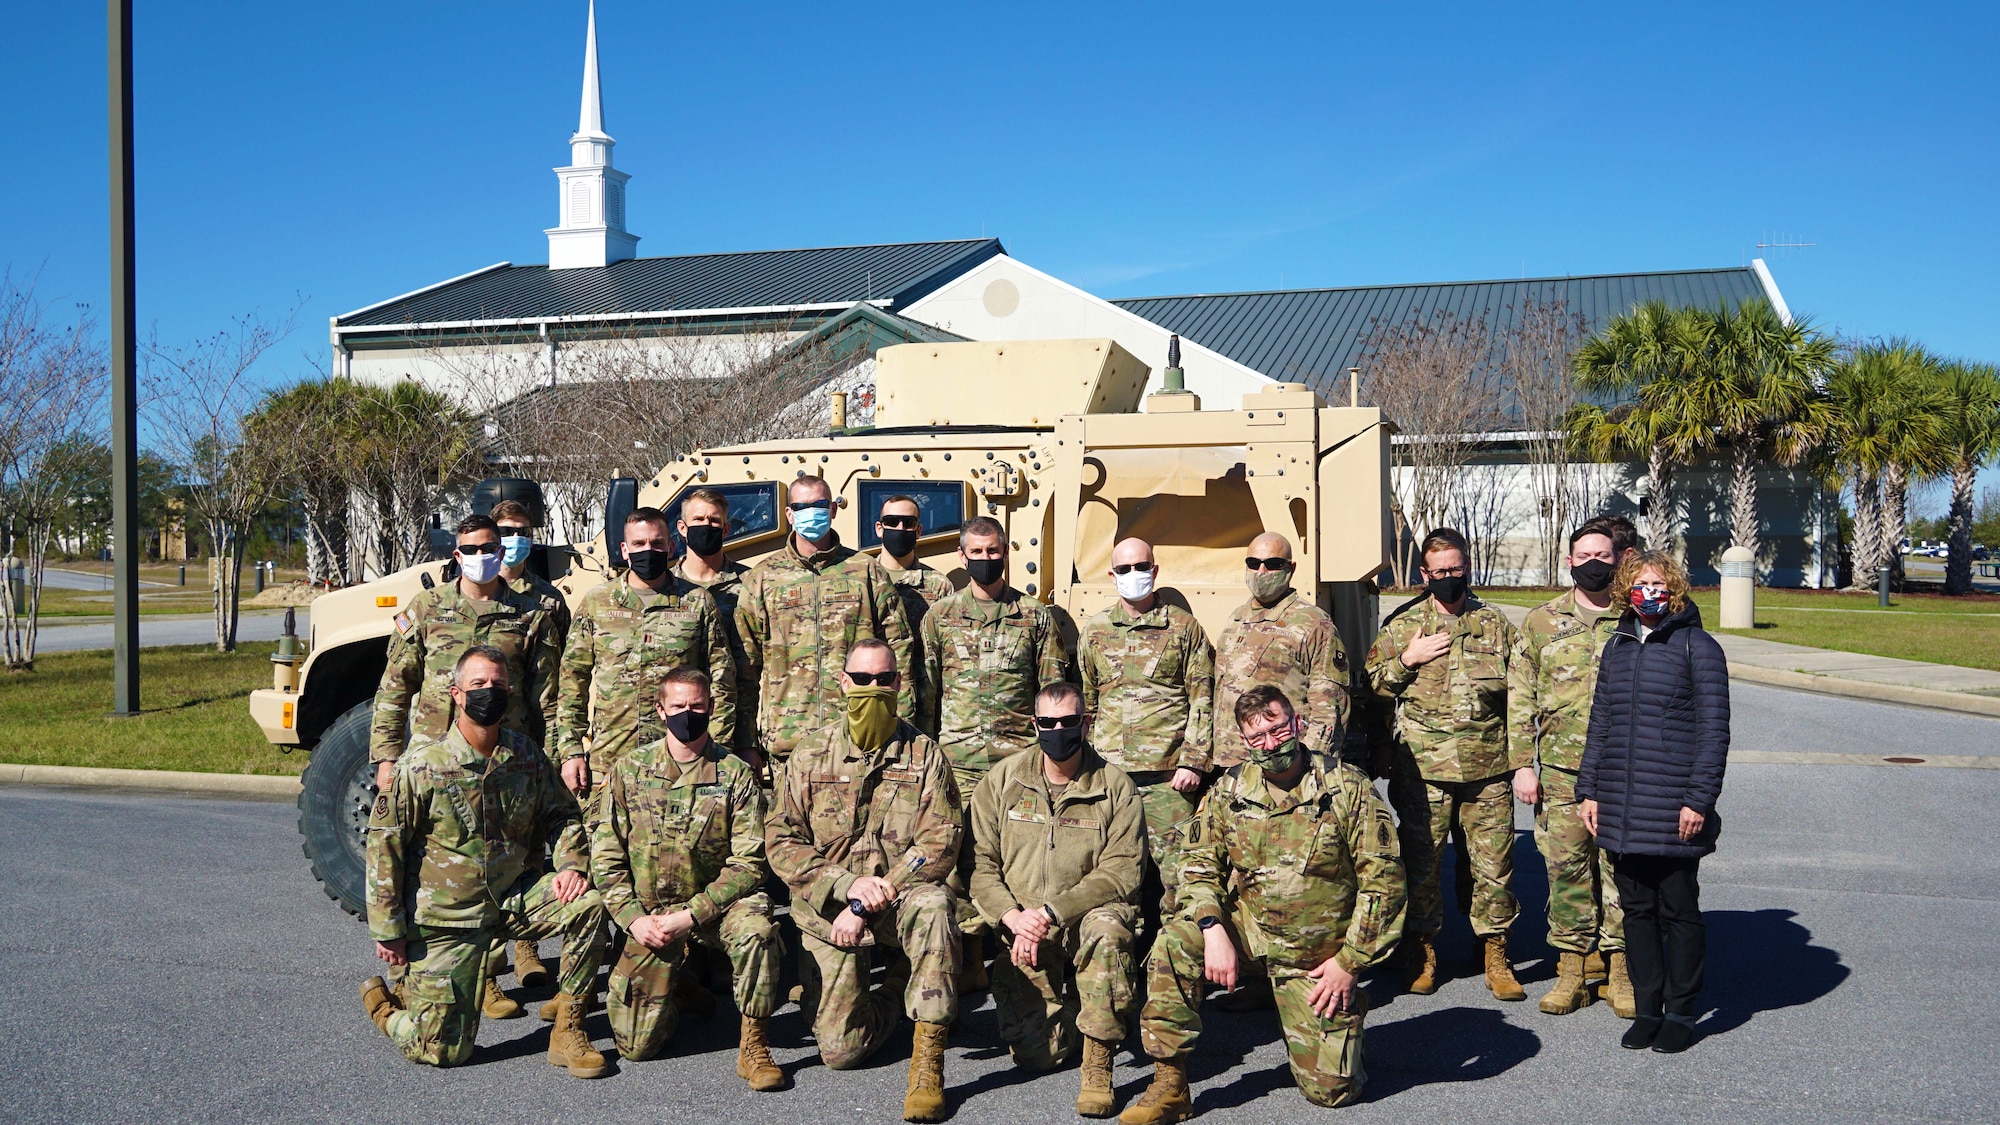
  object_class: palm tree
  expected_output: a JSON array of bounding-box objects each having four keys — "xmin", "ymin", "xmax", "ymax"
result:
[
  {"xmin": 1571, "ymin": 301, "xmax": 1712, "ymax": 555},
  {"xmin": 1932, "ymin": 360, "xmax": 2000, "ymax": 595},
  {"xmin": 1821, "ymin": 341, "xmax": 1946, "ymax": 590}
]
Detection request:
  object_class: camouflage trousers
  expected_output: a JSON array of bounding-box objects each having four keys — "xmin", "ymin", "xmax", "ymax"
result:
[
  {"xmin": 991, "ymin": 902, "xmax": 1140, "ymax": 1069},
  {"xmin": 1138, "ymin": 917, "xmax": 1368, "ymax": 1107},
  {"xmin": 1536, "ymin": 766, "xmax": 1624, "ymax": 954},
  {"xmin": 1136, "ymin": 779, "xmax": 1200, "ymax": 916},
  {"xmin": 607, "ymin": 893, "xmax": 781, "ymax": 1060},
  {"xmin": 798, "ymin": 883, "xmax": 960, "ymax": 1069},
  {"xmin": 949, "ymin": 765, "xmax": 991, "ymax": 939},
  {"xmin": 385, "ymin": 874, "xmax": 608, "ymax": 1067},
  {"xmin": 1387, "ymin": 752, "xmax": 1515, "ymax": 939}
]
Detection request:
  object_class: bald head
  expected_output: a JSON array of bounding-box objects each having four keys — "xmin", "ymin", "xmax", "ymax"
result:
[
  {"xmin": 1111, "ymin": 538, "xmax": 1154, "ymax": 569},
  {"xmin": 1248, "ymin": 532, "xmax": 1293, "ymax": 561}
]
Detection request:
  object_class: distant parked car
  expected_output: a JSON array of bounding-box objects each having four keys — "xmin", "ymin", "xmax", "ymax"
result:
[{"xmin": 1974, "ymin": 545, "xmax": 1991, "ymax": 561}]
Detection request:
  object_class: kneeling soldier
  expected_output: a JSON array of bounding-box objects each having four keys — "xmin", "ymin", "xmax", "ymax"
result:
[
  {"xmin": 766, "ymin": 639, "xmax": 963, "ymax": 1122},
  {"xmin": 970, "ymin": 681, "xmax": 1144, "ymax": 1117},
  {"xmin": 1125, "ymin": 687, "xmax": 1406, "ymax": 1121},
  {"xmin": 359, "ymin": 645, "xmax": 608, "ymax": 1077},
  {"xmin": 590, "ymin": 667, "xmax": 784, "ymax": 1089}
]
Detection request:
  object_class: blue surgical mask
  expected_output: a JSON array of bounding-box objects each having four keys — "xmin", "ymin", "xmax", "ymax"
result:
[
  {"xmin": 500, "ymin": 534, "xmax": 532, "ymax": 567},
  {"xmin": 792, "ymin": 505, "xmax": 833, "ymax": 542}
]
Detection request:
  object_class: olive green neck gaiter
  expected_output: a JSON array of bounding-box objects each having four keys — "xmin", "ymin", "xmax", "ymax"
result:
[{"xmin": 845, "ymin": 685, "xmax": 898, "ymax": 751}]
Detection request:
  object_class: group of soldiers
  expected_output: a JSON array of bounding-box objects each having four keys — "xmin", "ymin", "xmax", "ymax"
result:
[{"xmin": 355, "ymin": 479, "xmax": 1644, "ymax": 1122}]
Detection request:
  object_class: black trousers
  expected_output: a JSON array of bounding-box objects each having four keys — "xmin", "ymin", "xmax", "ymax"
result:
[{"xmin": 1609, "ymin": 851, "xmax": 1705, "ymax": 1019}]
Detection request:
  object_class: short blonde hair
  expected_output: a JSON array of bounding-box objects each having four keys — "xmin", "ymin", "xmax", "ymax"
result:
[{"xmin": 1615, "ymin": 549, "xmax": 1691, "ymax": 614}]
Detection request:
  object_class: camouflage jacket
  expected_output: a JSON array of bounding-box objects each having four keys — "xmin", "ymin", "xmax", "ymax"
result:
[
  {"xmin": 589, "ymin": 737, "xmax": 767, "ymax": 933},
  {"xmin": 1179, "ymin": 754, "xmax": 1405, "ymax": 974},
  {"xmin": 735, "ymin": 534, "xmax": 914, "ymax": 760},
  {"xmin": 765, "ymin": 719, "xmax": 961, "ymax": 944},
  {"xmin": 676, "ymin": 558, "xmax": 752, "ymax": 710},
  {"xmin": 967, "ymin": 747, "xmax": 1144, "ymax": 927},
  {"xmin": 919, "ymin": 586, "xmax": 1070, "ymax": 779},
  {"xmin": 364, "ymin": 726, "xmax": 587, "ymax": 941},
  {"xmin": 555, "ymin": 575, "xmax": 736, "ymax": 773},
  {"xmin": 368, "ymin": 581, "xmax": 562, "ymax": 764},
  {"xmin": 890, "ymin": 562, "xmax": 957, "ymax": 718},
  {"xmin": 1366, "ymin": 596, "xmax": 1522, "ymax": 782},
  {"xmin": 509, "ymin": 570, "xmax": 572, "ymax": 649},
  {"xmin": 1077, "ymin": 599, "xmax": 1215, "ymax": 775},
  {"xmin": 1508, "ymin": 590, "xmax": 1621, "ymax": 774},
  {"xmin": 1212, "ymin": 589, "xmax": 1351, "ymax": 767}
]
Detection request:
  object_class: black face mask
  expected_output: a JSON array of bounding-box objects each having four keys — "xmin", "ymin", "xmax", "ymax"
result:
[
  {"xmin": 881, "ymin": 528, "xmax": 919, "ymax": 558},
  {"xmin": 627, "ymin": 548, "xmax": 671, "ymax": 582},
  {"xmin": 1426, "ymin": 573, "xmax": 1468, "ymax": 605},
  {"xmin": 966, "ymin": 557, "xmax": 1005, "ymax": 587},
  {"xmin": 1038, "ymin": 724, "xmax": 1085, "ymax": 762},
  {"xmin": 683, "ymin": 525, "xmax": 726, "ymax": 558},
  {"xmin": 460, "ymin": 686, "xmax": 509, "ymax": 727},
  {"xmin": 663, "ymin": 708, "xmax": 709, "ymax": 745},
  {"xmin": 1570, "ymin": 558, "xmax": 1616, "ymax": 593}
]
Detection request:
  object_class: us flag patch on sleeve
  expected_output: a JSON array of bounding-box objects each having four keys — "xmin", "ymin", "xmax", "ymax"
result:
[{"xmin": 392, "ymin": 612, "xmax": 412, "ymax": 635}]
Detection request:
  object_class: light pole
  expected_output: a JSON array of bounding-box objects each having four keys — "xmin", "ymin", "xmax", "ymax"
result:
[{"xmin": 109, "ymin": 0, "xmax": 140, "ymax": 713}]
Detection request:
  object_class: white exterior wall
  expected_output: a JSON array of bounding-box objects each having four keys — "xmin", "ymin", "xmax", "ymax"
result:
[
  {"xmin": 902, "ymin": 255, "xmax": 1273, "ymax": 409},
  {"xmin": 340, "ymin": 328, "xmax": 807, "ymax": 404}
]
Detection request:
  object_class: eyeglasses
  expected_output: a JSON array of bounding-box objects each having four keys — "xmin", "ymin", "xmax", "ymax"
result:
[
  {"xmin": 1110, "ymin": 562, "xmax": 1155, "ymax": 575},
  {"xmin": 1633, "ymin": 583, "xmax": 1670, "ymax": 596},
  {"xmin": 1424, "ymin": 566, "xmax": 1466, "ymax": 578},
  {"xmin": 878, "ymin": 515, "xmax": 920, "ymax": 530},
  {"xmin": 1244, "ymin": 556, "xmax": 1290, "ymax": 571},
  {"xmin": 846, "ymin": 670, "xmax": 895, "ymax": 686},
  {"xmin": 497, "ymin": 525, "xmax": 531, "ymax": 536},
  {"xmin": 789, "ymin": 499, "xmax": 831, "ymax": 512},
  {"xmin": 456, "ymin": 541, "xmax": 499, "ymax": 556},
  {"xmin": 1034, "ymin": 714, "xmax": 1083, "ymax": 730}
]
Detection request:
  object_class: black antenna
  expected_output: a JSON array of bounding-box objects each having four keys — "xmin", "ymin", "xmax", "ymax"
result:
[{"xmin": 1167, "ymin": 334, "xmax": 1181, "ymax": 368}]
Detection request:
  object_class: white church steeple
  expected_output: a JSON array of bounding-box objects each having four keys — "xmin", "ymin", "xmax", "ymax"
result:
[{"xmin": 546, "ymin": 1, "xmax": 639, "ymax": 269}]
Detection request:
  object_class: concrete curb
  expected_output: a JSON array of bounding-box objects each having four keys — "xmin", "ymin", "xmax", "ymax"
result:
[
  {"xmin": 1728, "ymin": 664, "xmax": 2000, "ymax": 719},
  {"xmin": 0, "ymin": 763, "xmax": 302, "ymax": 798}
]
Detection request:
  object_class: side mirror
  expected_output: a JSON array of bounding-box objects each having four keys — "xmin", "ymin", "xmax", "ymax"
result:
[{"xmin": 603, "ymin": 477, "xmax": 639, "ymax": 568}]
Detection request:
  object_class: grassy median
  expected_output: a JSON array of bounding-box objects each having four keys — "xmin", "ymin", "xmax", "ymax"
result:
[
  {"xmin": 0, "ymin": 642, "xmax": 305, "ymax": 776},
  {"xmin": 1477, "ymin": 587, "xmax": 2000, "ymax": 673}
]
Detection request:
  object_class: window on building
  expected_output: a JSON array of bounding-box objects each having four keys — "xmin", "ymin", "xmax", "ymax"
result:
[
  {"xmin": 856, "ymin": 480, "xmax": 966, "ymax": 548},
  {"xmin": 662, "ymin": 482, "xmax": 781, "ymax": 553}
]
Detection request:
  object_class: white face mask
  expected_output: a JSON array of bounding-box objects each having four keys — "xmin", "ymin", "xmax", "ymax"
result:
[
  {"xmin": 1114, "ymin": 566, "xmax": 1156, "ymax": 602},
  {"xmin": 458, "ymin": 550, "xmax": 502, "ymax": 584}
]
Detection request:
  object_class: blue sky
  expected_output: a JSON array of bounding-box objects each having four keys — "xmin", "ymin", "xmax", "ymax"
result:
[{"xmin": 4, "ymin": 2, "xmax": 1996, "ymax": 429}]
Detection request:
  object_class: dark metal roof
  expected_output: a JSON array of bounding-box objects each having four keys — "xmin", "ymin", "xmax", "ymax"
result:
[
  {"xmin": 338, "ymin": 238, "xmax": 1005, "ymax": 328},
  {"xmin": 1113, "ymin": 267, "xmax": 1770, "ymax": 390}
]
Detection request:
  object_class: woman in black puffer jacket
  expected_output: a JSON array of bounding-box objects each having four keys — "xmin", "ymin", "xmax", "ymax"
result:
[{"xmin": 1579, "ymin": 549, "xmax": 1729, "ymax": 1055}]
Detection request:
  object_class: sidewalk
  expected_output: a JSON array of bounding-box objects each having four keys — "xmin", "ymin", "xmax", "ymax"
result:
[{"xmin": 1483, "ymin": 601, "xmax": 2000, "ymax": 719}]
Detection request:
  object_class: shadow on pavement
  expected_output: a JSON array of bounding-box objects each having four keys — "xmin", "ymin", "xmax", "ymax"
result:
[
  {"xmin": 1362, "ymin": 1007, "xmax": 1541, "ymax": 1098},
  {"xmin": 1697, "ymin": 907, "xmax": 1849, "ymax": 1037}
]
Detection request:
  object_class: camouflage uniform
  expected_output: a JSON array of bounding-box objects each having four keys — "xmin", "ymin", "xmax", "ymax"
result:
[
  {"xmin": 1138, "ymin": 755, "xmax": 1405, "ymax": 1106},
  {"xmin": 555, "ymin": 575, "xmax": 736, "ymax": 783},
  {"xmin": 1365, "ymin": 596, "xmax": 1523, "ymax": 941},
  {"xmin": 765, "ymin": 719, "xmax": 962, "ymax": 1069},
  {"xmin": 1509, "ymin": 590, "xmax": 1625, "ymax": 955},
  {"xmin": 510, "ymin": 571, "xmax": 573, "ymax": 648},
  {"xmin": 365, "ymin": 727, "xmax": 606, "ymax": 1067},
  {"xmin": 1077, "ymin": 601, "xmax": 1213, "ymax": 910},
  {"xmin": 1212, "ymin": 588, "xmax": 1351, "ymax": 768},
  {"xmin": 590, "ymin": 737, "xmax": 777, "ymax": 1060},
  {"xmin": 968, "ymin": 746, "xmax": 1144, "ymax": 1069},
  {"xmin": 735, "ymin": 534, "xmax": 914, "ymax": 766},
  {"xmin": 368, "ymin": 583, "xmax": 562, "ymax": 765},
  {"xmin": 677, "ymin": 559, "xmax": 753, "ymax": 729},
  {"xmin": 919, "ymin": 586, "xmax": 1070, "ymax": 938}
]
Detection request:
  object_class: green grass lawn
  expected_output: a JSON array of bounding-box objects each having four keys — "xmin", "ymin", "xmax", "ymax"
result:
[
  {"xmin": 1477, "ymin": 587, "xmax": 2000, "ymax": 672},
  {"xmin": 0, "ymin": 642, "xmax": 305, "ymax": 775}
]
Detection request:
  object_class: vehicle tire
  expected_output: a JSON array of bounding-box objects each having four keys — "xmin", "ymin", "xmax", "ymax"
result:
[{"xmin": 297, "ymin": 700, "xmax": 377, "ymax": 918}]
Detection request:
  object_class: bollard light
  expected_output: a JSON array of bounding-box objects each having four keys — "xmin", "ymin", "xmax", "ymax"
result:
[{"xmin": 1719, "ymin": 545, "xmax": 1755, "ymax": 629}]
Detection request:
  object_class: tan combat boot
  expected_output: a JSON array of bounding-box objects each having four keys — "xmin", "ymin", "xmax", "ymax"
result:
[
  {"xmin": 1077, "ymin": 1035, "xmax": 1118, "ymax": 1118},
  {"xmin": 1117, "ymin": 1055, "xmax": 1192, "ymax": 1125},
  {"xmin": 1605, "ymin": 951, "xmax": 1637, "ymax": 1018},
  {"xmin": 1583, "ymin": 948, "xmax": 1609, "ymax": 984},
  {"xmin": 903, "ymin": 1020, "xmax": 950, "ymax": 1122},
  {"xmin": 1483, "ymin": 935, "xmax": 1525, "ymax": 1002},
  {"xmin": 1403, "ymin": 934, "xmax": 1440, "ymax": 995},
  {"xmin": 958, "ymin": 934, "xmax": 989, "ymax": 994},
  {"xmin": 359, "ymin": 976, "xmax": 398, "ymax": 1036},
  {"xmin": 481, "ymin": 974, "xmax": 524, "ymax": 1019},
  {"xmin": 546, "ymin": 994, "xmax": 609, "ymax": 1078},
  {"xmin": 1538, "ymin": 952, "xmax": 1591, "ymax": 1014},
  {"xmin": 736, "ymin": 1014, "xmax": 787, "ymax": 1091},
  {"xmin": 514, "ymin": 941, "xmax": 550, "ymax": 988}
]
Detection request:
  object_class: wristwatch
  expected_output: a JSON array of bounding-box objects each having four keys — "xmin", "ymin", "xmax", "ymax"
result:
[
  {"xmin": 1041, "ymin": 905, "xmax": 1060, "ymax": 928},
  {"xmin": 848, "ymin": 899, "xmax": 870, "ymax": 918},
  {"xmin": 1197, "ymin": 916, "xmax": 1222, "ymax": 931}
]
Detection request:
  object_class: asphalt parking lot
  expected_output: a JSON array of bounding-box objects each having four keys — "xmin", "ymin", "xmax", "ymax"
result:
[{"xmin": 2, "ymin": 681, "xmax": 1995, "ymax": 1125}]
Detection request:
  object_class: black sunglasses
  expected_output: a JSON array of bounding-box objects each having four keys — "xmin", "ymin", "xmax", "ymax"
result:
[
  {"xmin": 846, "ymin": 670, "xmax": 895, "ymax": 686},
  {"xmin": 878, "ymin": 515, "xmax": 920, "ymax": 530},
  {"xmin": 1245, "ymin": 556, "xmax": 1290, "ymax": 571},
  {"xmin": 1034, "ymin": 714, "xmax": 1083, "ymax": 730},
  {"xmin": 789, "ymin": 499, "xmax": 831, "ymax": 512},
  {"xmin": 1110, "ymin": 561, "xmax": 1155, "ymax": 575},
  {"xmin": 456, "ymin": 541, "xmax": 500, "ymax": 556}
]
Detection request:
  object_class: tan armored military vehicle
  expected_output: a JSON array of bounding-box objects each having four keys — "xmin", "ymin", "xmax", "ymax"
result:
[{"xmin": 255, "ymin": 338, "xmax": 1393, "ymax": 915}]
